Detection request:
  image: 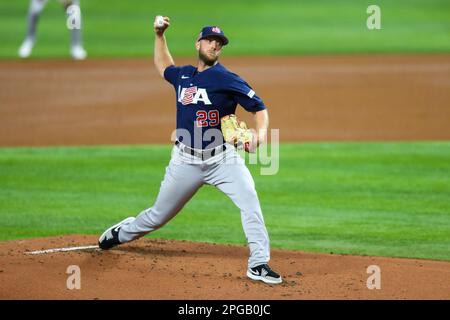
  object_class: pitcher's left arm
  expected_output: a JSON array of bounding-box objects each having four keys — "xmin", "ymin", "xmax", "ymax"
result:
[{"xmin": 252, "ymin": 109, "xmax": 269, "ymax": 147}]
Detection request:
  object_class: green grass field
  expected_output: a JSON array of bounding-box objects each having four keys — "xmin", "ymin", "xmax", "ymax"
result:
[
  {"xmin": 1, "ymin": 142, "xmax": 449, "ymax": 261},
  {"xmin": 1, "ymin": 0, "xmax": 449, "ymax": 58}
]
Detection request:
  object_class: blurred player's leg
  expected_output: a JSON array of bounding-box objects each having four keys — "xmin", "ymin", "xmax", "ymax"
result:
[
  {"xmin": 64, "ymin": 0, "xmax": 87, "ymax": 60},
  {"xmin": 18, "ymin": 0, "xmax": 48, "ymax": 58}
]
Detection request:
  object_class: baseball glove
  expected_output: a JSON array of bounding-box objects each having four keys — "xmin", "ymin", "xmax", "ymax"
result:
[{"xmin": 221, "ymin": 114, "xmax": 256, "ymax": 153}]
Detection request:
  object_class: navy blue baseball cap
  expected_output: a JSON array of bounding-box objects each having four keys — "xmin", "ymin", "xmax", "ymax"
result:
[{"xmin": 197, "ymin": 26, "xmax": 229, "ymax": 46}]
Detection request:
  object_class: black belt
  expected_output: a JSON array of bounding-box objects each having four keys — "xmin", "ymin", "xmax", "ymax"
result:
[{"xmin": 175, "ymin": 140, "xmax": 226, "ymax": 160}]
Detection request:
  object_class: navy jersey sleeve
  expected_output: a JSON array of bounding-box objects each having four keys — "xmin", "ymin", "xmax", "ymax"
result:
[
  {"xmin": 163, "ymin": 65, "xmax": 181, "ymax": 86},
  {"xmin": 228, "ymin": 74, "xmax": 266, "ymax": 112}
]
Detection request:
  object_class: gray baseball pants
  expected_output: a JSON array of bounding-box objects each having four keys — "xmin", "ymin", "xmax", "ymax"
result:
[{"xmin": 119, "ymin": 143, "xmax": 271, "ymax": 268}]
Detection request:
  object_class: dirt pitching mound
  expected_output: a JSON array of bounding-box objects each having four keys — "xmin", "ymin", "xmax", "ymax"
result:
[{"xmin": 0, "ymin": 235, "xmax": 449, "ymax": 300}]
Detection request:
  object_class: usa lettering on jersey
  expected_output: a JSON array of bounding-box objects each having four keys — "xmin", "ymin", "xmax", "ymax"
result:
[{"xmin": 177, "ymin": 85, "xmax": 212, "ymax": 105}]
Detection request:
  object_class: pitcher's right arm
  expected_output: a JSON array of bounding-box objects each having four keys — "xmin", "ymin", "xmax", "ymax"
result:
[{"xmin": 153, "ymin": 16, "xmax": 175, "ymax": 78}]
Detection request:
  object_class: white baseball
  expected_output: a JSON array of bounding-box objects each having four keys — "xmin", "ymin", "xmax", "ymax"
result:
[{"xmin": 155, "ymin": 15, "xmax": 165, "ymax": 28}]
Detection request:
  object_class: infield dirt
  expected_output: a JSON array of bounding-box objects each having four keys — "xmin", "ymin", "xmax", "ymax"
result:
[
  {"xmin": 1, "ymin": 235, "xmax": 450, "ymax": 299},
  {"xmin": 0, "ymin": 55, "xmax": 449, "ymax": 299},
  {"xmin": 1, "ymin": 55, "xmax": 449, "ymax": 146}
]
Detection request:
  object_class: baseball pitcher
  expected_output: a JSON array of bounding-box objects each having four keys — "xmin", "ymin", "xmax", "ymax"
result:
[{"xmin": 98, "ymin": 16, "xmax": 282, "ymax": 285}]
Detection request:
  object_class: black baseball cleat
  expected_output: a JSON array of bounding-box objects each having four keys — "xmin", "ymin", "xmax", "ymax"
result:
[
  {"xmin": 98, "ymin": 217, "xmax": 135, "ymax": 250},
  {"xmin": 247, "ymin": 264, "xmax": 283, "ymax": 284}
]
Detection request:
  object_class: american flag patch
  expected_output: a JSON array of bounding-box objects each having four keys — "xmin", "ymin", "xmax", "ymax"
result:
[
  {"xmin": 247, "ymin": 89, "xmax": 255, "ymax": 98},
  {"xmin": 181, "ymin": 86, "xmax": 197, "ymax": 105}
]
